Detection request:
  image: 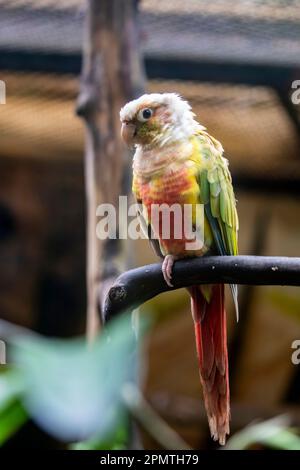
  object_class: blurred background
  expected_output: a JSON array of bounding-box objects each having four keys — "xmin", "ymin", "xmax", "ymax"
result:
[{"xmin": 0, "ymin": 0, "xmax": 300, "ymax": 450}]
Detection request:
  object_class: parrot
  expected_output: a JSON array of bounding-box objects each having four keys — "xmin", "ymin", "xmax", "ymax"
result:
[{"xmin": 120, "ymin": 93, "xmax": 238, "ymax": 445}]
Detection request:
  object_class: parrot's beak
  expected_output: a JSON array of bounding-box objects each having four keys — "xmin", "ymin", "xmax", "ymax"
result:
[{"xmin": 121, "ymin": 122, "xmax": 136, "ymax": 146}]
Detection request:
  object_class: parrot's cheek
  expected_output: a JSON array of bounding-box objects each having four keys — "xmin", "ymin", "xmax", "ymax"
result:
[{"xmin": 121, "ymin": 123, "xmax": 136, "ymax": 146}]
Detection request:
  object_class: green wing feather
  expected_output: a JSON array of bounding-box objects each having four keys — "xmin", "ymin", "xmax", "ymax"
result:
[
  {"xmin": 207, "ymin": 163, "xmax": 238, "ymax": 257},
  {"xmin": 195, "ymin": 133, "xmax": 238, "ymax": 256},
  {"xmin": 195, "ymin": 133, "xmax": 239, "ymax": 319}
]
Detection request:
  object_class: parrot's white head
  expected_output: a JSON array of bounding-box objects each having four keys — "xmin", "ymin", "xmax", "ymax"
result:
[{"xmin": 120, "ymin": 93, "xmax": 204, "ymax": 149}]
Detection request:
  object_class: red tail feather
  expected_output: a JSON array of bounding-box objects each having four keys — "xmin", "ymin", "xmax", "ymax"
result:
[{"xmin": 190, "ymin": 284, "xmax": 230, "ymax": 445}]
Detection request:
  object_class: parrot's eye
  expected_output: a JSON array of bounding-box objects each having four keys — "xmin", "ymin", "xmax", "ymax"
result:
[{"xmin": 137, "ymin": 108, "xmax": 153, "ymax": 122}]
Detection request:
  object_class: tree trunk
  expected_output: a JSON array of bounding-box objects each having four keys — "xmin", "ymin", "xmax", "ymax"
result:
[{"xmin": 77, "ymin": 0, "xmax": 145, "ymax": 340}]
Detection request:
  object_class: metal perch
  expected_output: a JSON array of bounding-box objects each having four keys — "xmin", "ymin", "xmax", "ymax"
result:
[{"xmin": 103, "ymin": 256, "xmax": 300, "ymax": 321}]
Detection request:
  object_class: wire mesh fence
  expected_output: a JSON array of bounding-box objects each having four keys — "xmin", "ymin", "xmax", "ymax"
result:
[{"xmin": 0, "ymin": 0, "xmax": 299, "ymax": 177}]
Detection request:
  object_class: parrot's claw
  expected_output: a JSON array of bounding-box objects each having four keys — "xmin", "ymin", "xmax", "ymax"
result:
[{"xmin": 162, "ymin": 255, "xmax": 177, "ymax": 288}]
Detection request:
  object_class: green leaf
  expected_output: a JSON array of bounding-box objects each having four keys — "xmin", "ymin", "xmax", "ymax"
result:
[
  {"xmin": 3, "ymin": 314, "xmax": 142, "ymax": 443},
  {"xmin": 263, "ymin": 428, "xmax": 300, "ymax": 450},
  {"xmin": 0, "ymin": 371, "xmax": 27, "ymax": 445},
  {"xmin": 225, "ymin": 416, "xmax": 300, "ymax": 450},
  {"xmin": 0, "ymin": 369, "xmax": 24, "ymax": 408},
  {"xmin": 0, "ymin": 400, "xmax": 27, "ymax": 446},
  {"xmin": 71, "ymin": 412, "xmax": 129, "ymax": 450}
]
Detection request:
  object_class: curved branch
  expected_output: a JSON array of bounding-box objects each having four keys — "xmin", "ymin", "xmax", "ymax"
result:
[{"xmin": 103, "ymin": 256, "xmax": 300, "ymax": 321}]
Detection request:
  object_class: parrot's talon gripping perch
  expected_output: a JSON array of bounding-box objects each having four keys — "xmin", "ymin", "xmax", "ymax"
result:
[{"xmin": 162, "ymin": 254, "xmax": 177, "ymax": 287}]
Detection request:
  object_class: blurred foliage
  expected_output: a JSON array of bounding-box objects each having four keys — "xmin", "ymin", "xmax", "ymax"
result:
[
  {"xmin": 267, "ymin": 289, "xmax": 300, "ymax": 323},
  {"xmin": 71, "ymin": 417, "xmax": 129, "ymax": 450},
  {"xmin": 142, "ymin": 289, "xmax": 190, "ymax": 322},
  {"xmin": 0, "ymin": 314, "xmax": 141, "ymax": 448},
  {"xmin": 0, "ymin": 368, "xmax": 27, "ymax": 445},
  {"xmin": 1, "ymin": 314, "xmax": 300, "ymax": 450},
  {"xmin": 225, "ymin": 416, "xmax": 300, "ymax": 450}
]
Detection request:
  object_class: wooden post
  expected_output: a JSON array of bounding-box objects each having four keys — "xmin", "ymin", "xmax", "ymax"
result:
[{"xmin": 77, "ymin": 0, "xmax": 145, "ymax": 340}]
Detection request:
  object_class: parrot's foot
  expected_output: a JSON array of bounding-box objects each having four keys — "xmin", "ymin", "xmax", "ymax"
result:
[{"xmin": 162, "ymin": 255, "xmax": 177, "ymax": 288}]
